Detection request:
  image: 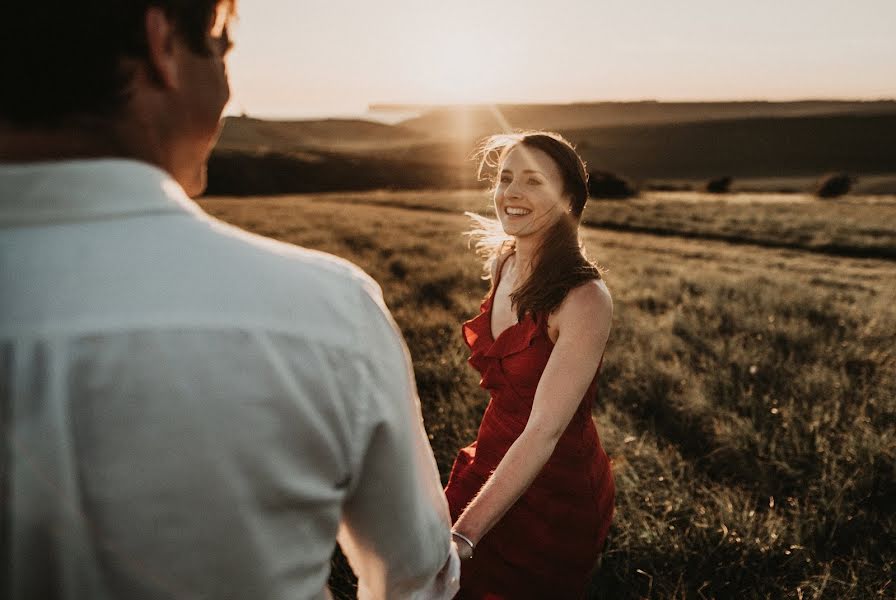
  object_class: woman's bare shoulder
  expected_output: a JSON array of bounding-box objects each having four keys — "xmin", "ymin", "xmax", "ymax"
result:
[{"xmin": 555, "ymin": 279, "xmax": 613, "ymax": 324}]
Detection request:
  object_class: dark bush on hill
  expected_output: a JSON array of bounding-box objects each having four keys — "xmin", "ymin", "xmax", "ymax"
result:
[
  {"xmin": 704, "ymin": 176, "xmax": 733, "ymax": 194},
  {"xmin": 588, "ymin": 170, "xmax": 638, "ymax": 199},
  {"xmin": 644, "ymin": 181, "xmax": 694, "ymax": 192},
  {"xmin": 815, "ymin": 172, "xmax": 856, "ymax": 198},
  {"xmin": 205, "ymin": 149, "xmax": 471, "ymax": 196}
]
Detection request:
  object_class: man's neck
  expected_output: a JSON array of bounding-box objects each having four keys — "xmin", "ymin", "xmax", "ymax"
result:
[{"xmin": 0, "ymin": 118, "xmax": 164, "ymax": 168}]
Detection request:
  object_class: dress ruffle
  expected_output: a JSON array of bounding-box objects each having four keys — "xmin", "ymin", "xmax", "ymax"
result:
[{"xmin": 461, "ymin": 298, "xmax": 544, "ymax": 390}]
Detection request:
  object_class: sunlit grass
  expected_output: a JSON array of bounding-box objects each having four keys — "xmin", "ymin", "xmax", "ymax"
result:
[
  {"xmin": 251, "ymin": 189, "xmax": 896, "ymax": 259},
  {"xmin": 201, "ymin": 194, "xmax": 896, "ymax": 599}
]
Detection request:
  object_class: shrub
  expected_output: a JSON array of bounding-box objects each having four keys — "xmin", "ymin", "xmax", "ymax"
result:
[
  {"xmin": 644, "ymin": 181, "xmax": 694, "ymax": 192},
  {"xmin": 588, "ymin": 170, "xmax": 638, "ymax": 199},
  {"xmin": 704, "ymin": 176, "xmax": 733, "ymax": 194},
  {"xmin": 815, "ymin": 173, "xmax": 855, "ymax": 198},
  {"xmin": 205, "ymin": 149, "xmax": 471, "ymax": 195}
]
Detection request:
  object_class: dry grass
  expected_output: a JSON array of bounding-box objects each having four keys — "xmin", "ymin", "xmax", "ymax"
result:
[
  {"xmin": 227, "ymin": 189, "xmax": 896, "ymax": 260},
  {"xmin": 579, "ymin": 192, "xmax": 896, "ymax": 259},
  {"xmin": 200, "ymin": 194, "xmax": 896, "ymax": 599}
]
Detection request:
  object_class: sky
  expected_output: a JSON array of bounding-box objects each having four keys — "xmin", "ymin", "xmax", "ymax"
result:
[{"xmin": 223, "ymin": 0, "xmax": 896, "ymax": 119}]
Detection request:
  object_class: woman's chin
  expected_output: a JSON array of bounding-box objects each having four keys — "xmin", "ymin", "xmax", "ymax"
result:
[{"xmin": 498, "ymin": 216, "xmax": 528, "ymax": 236}]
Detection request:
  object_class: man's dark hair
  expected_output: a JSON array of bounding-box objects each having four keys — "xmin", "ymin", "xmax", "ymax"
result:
[{"xmin": 0, "ymin": 1, "xmax": 235, "ymax": 128}]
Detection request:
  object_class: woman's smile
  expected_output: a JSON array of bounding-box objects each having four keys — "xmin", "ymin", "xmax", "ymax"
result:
[{"xmin": 504, "ymin": 206, "xmax": 532, "ymax": 216}]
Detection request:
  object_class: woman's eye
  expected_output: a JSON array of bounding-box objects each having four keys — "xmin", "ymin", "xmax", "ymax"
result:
[
  {"xmin": 499, "ymin": 176, "xmax": 512, "ymax": 183},
  {"xmin": 528, "ymin": 178, "xmax": 541, "ymax": 185}
]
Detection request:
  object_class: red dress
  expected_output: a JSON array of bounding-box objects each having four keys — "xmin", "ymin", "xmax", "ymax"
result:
[{"xmin": 444, "ymin": 284, "xmax": 615, "ymax": 600}]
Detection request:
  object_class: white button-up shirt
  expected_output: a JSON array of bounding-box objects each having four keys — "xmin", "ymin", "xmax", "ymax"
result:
[{"xmin": 0, "ymin": 159, "xmax": 459, "ymax": 600}]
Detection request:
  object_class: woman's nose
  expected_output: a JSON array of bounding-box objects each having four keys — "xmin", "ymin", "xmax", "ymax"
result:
[{"xmin": 504, "ymin": 180, "xmax": 522, "ymax": 199}]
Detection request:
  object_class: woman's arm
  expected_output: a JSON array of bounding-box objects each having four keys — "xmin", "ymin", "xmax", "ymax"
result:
[{"xmin": 451, "ymin": 280, "xmax": 613, "ymax": 553}]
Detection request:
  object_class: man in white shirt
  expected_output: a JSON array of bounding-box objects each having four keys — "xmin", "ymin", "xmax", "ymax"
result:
[{"xmin": 0, "ymin": 2, "xmax": 459, "ymax": 598}]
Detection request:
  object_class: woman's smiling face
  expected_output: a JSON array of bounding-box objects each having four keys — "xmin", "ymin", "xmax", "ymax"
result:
[{"xmin": 493, "ymin": 143, "xmax": 571, "ymax": 240}]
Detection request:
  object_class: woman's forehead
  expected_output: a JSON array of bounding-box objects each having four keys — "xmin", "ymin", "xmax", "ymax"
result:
[{"xmin": 501, "ymin": 144, "xmax": 561, "ymax": 178}]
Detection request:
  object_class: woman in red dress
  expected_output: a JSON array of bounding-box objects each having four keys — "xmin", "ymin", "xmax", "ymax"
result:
[{"xmin": 444, "ymin": 132, "xmax": 615, "ymax": 599}]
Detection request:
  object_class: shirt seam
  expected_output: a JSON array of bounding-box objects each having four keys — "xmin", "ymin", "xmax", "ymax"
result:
[{"xmin": 0, "ymin": 319, "xmax": 367, "ymax": 345}]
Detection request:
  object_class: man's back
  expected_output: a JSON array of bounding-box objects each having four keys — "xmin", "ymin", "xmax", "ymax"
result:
[{"xmin": 1, "ymin": 160, "xmax": 457, "ymax": 599}]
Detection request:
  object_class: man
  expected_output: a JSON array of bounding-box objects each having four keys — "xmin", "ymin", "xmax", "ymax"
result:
[{"xmin": 0, "ymin": 2, "xmax": 459, "ymax": 598}]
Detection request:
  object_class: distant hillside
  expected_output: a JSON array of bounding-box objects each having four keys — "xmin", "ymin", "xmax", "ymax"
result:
[
  {"xmin": 205, "ymin": 148, "xmax": 469, "ymax": 196},
  {"xmin": 216, "ymin": 116, "xmax": 425, "ymax": 153},
  {"xmin": 208, "ymin": 103, "xmax": 896, "ymax": 195},
  {"xmin": 390, "ymin": 100, "xmax": 896, "ymax": 138},
  {"xmin": 564, "ymin": 113, "xmax": 896, "ymax": 180},
  {"xmin": 350, "ymin": 113, "xmax": 896, "ymax": 180}
]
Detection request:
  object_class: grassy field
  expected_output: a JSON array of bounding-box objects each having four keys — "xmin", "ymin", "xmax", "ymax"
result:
[
  {"xmin": 200, "ymin": 194, "xmax": 896, "ymax": 599},
  {"xmin": 580, "ymin": 193, "xmax": 896, "ymax": 259},
  {"xmin": 229, "ymin": 188, "xmax": 896, "ymax": 259}
]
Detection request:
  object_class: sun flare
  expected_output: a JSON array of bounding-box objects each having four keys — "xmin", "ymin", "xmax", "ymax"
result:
[{"xmin": 409, "ymin": 33, "xmax": 500, "ymax": 105}]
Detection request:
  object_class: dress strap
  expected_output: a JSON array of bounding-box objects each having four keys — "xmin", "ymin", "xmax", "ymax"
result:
[{"xmin": 486, "ymin": 250, "xmax": 515, "ymax": 306}]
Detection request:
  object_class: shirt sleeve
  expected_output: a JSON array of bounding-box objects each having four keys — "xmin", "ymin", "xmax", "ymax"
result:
[{"xmin": 336, "ymin": 280, "xmax": 460, "ymax": 600}]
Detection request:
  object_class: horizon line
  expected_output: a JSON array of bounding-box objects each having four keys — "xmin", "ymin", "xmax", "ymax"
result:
[
  {"xmin": 223, "ymin": 96, "xmax": 896, "ymax": 123},
  {"xmin": 367, "ymin": 97, "xmax": 896, "ymax": 110}
]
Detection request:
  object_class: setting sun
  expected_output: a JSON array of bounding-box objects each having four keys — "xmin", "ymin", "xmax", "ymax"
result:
[
  {"xmin": 407, "ymin": 38, "xmax": 498, "ymax": 104},
  {"xmin": 222, "ymin": 0, "xmax": 895, "ymax": 119}
]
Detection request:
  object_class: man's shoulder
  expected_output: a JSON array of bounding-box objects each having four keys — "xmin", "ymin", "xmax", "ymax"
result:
[
  {"xmin": 201, "ymin": 215, "xmax": 379, "ymax": 297},
  {"xmin": 181, "ymin": 213, "xmax": 387, "ymax": 336}
]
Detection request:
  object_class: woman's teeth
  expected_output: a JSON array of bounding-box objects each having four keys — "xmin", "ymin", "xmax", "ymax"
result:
[{"xmin": 505, "ymin": 207, "xmax": 531, "ymax": 216}]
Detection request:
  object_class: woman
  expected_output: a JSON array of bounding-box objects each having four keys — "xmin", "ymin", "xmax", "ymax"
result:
[{"xmin": 444, "ymin": 131, "xmax": 614, "ymax": 599}]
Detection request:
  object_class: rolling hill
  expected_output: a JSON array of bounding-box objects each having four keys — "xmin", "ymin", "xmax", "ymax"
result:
[{"xmin": 209, "ymin": 101, "xmax": 896, "ymax": 195}]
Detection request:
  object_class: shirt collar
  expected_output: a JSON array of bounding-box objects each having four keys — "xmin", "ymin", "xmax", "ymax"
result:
[{"xmin": 0, "ymin": 158, "xmax": 200, "ymax": 226}]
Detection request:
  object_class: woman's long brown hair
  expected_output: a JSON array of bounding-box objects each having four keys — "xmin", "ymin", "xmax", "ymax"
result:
[{"xmin": 467, "ymin": 131, "xmax": 603, "ymax": 321}]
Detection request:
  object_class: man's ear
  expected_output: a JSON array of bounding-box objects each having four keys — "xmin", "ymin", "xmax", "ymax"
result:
[{"xmin": 145, "ymin": 6, "xmax": 179, "ymax": 89}]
